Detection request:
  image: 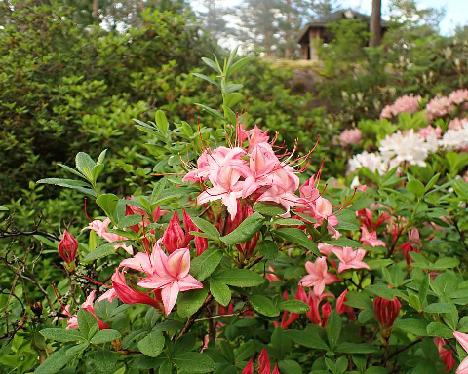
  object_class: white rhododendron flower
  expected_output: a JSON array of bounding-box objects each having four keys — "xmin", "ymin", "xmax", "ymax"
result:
[
  {"xmin": 440, "ymin": 123, "xmax": 468, "ymax": 151},
  {"xmin": 348, "ymin": 151, "xmax": 388, "ymax": 175},
  {"xmin": 379, "ymin": 130, "xmax": 433, "ymax": 168}
]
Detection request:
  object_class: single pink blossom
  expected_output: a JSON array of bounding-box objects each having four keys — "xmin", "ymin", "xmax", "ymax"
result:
[
  {"xmin": 110, "ymin": 269, "xmax": 163, "ymax": 310},
  {"xmin": 138, "ymin": 246, "xmax": 203, "ymax": 315},
  {"xmin": 418, "ymin": 125, "xmax": 442, "ymax": 140},
  {"xmin": 336, "ymin": 289, "xmax": 355, "ymax": 320},
  {"xmin": 318, "ymin": 243, "xmax": 340, "ymax": 256},
  {"xmin": 360, "ymin": 226, "xmax": 386, "ymax": 247},
  {"xmin": 448, "ymin": 89, "xmax": 468, "ymax": 105},
  {"xmin": 332, "ymin": 246, "xmax": 370, "ymax": 273},
  {"xmin": 299, "ymin": 256, "xmax": 338, "ymax": 295},
  {"xmin": 339, "ymin": 129, "xmax": 362, "ymax": 146},
  {"xmin": 454, "ymin": 331, "xmax": 468, "ymax": 353},
  {"xmin": 88, "ymin": 218, "xmax": 133, "ymax": 255}
]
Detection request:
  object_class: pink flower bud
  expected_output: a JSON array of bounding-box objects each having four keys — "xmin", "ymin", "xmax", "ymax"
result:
[
  {"xmin": 58, "ymin": 230, "xmax": 78, "ymax": 264},
  {"xmin": 373, "ymin": 296, "xmax": 401, "ymax": 328}
]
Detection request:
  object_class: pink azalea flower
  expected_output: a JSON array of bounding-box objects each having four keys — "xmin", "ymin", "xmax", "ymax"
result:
[
  {"xmin": 138, "ymin": 246, "xmax": 203, "ymax": 315},
  {"xmin": 66, "ymin": 291, "xmax": 109, "ymax": 330},
  {"xmin": 299, "ymin": 256, "xmax": 338, "ymax": 295},
  {"xmin": 339, "ymin": 129, "xmax": 362, "ymax": 146},
  {"xmin": 454, "ymin": 331, "xmax": 468, "ymax": 353},
  {"xmin": 336, "ymin": 289, "xmax": 355, "ymax": 320},
  {"xmin": 296, "ymin": 286, "xmax": 334, "ymax": 326},
  {"xmin": 318, "ymin": 243, "xmax": 340, "ymax": 256},
  {"xmin": 88, "ymin": 218, "xmax": 133, "ymax": 255},
  {"xmin": 360, "ymin": 226, "xmax": 386, "ymax": 247},
  {"xmin": 453, "ymin": 331, "xmax": 468, "ymax": 374},
  {"xmin": 434, "ymin": 337, "xmax": 456, "ymax": 372},
  {"xmin": 109, "ymin": 269, "xmax": 163, "ymax": 310},
  {"xmin": 332, "ymin": 246, "xmax": 370, "ymax": 273}
]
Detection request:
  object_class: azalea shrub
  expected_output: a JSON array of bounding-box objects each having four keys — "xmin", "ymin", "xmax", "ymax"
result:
[{"xmin": 1, "ymin": 52, "xmax": 468, "ymax": 374}]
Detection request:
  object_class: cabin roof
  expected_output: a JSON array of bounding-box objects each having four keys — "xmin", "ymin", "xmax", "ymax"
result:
[{"xmin": 298, "ymin": 8, "xmax": 389, "ymax": 44}]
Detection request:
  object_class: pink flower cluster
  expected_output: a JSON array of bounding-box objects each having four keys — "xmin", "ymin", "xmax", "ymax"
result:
[
  {"xmin": 380, "ymin": 95, "xmax": 421, "ymax": 119},
  {"xmin": 183, "ymin": 126, "xmax": 339, "ymax": 238},
  {"xmin": 339, "ymin": 129, "xmax": 362, "ymax": 146},
  {"xmin": 426, "ymin": 89, "xmax": 468, "ymax": 121},
  {"xmin": 63, "ymin": 290, "xmax": 109, "ymax": 330}
]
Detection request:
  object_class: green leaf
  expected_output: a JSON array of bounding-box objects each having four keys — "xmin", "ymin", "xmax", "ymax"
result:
[
  {"xmin": 96, "ymin": 193, "xmax": 119, "ymax": 220},
  {"xmin": 393, "ymin": 318, "xmax": 428, "ymax": 336},
  {"xmin": 326, "ymin": 312, "xmax": 342, "ymax": 349},
  {"xmin": 177, "ymin": 288, "xmax": 208, "ymax": 318},
  {"xmin": 274, "ymin": 218, "xmax": 304, "ymax": 226},
  {"xmin": 77, "ymin": 309, "xmax": 98, "ymax": 339},
  {"xmin": 274, "ymin": 227, "xmax": 318, "ymax": 254},
  {"xmin": 256, "ymin": 241, "xmax": 278, "ymax": 259},
  {"xmin": 90, "ymin": 329, "xmax": 121, "ymax": 344},
  {"xmin": 190, "ymin": 249, "xmax": 222, "ymax": 281},
  {"xmin": 407, "ymin": 178, "xmax": 425, "ymax": 198},
  {"xmin": 201, "ymin": 56, "xmax": 221, "ymax": 73},
  {"xmin": 174, "ymin": 352, "xmax": 215, "ymax": 373},
  {"xmin": 424, "ymin": 303, "xmax": 456, "ymax": 314},
  {"xmin": 278, "ymin": 359, "xmax": 302, "ymax": 374},
  {"xmin": 192, "ymin": 72, "xmax": 217, "ymax": 86},
  {"xmin": 286, "ymin": 326, "xmax": 328, "ymax": 350},
  {"xmin": 210, "ymin": 279, "xmax": 231, "ymax": 306},
  {"xmin": 220, "ymin": 212, "xmax": 264, "ymax": 245},
  {"xmin": 426, "ymin": 322, "xmax": 453, "ymax": 338},
  {"xmin": 75, "ymin": 152, "xmax": 96, "ymax": 182},
  {"xmin": 36, "ymin": 178, "xmax": 96, "ymax": 196},
  {"xmin": 65, "ymin": 342, "xmax": 89, "ymax": 357},
  {"xmin": 82, "ymin": 243, "xmax": 115, "ymax": 263},
  {"xmin": 250, "ymin": 295, "xmax": 280, "ymax": 317},
  {"xmin": 214, "ymin": 269, "xmax": 264, "ymax": 287},
  {"xmin": 191, "ymin": 216, "xmax": 220, "ymax": 241},
  {"xmin": 40, "ymin": 328, "xmax": 84, "ymax": 343},
  {"xmin": 155, "ymin": 110, "xmax": 169, "ymax": 135},
  {"xmin": 34, "ymin": 348, "xmax": 72, "ymax": 374},
  {"xmin": 279, "ymin": 300, "xmax": 310, "ymax": 314},
  {"xmin": 254, "ymin": 202, "xmax": 286, "ymax": 216},
  {"xmin": 194, "ymin": 103, "xmax": 225, "ymax": 121},
  {"xmin": 336, "ymin": 342, "xmax": 378, "ymax": 354},
  {"xmin": 137, "ymin": 331, "xmax": 165, "ymax": 357}
]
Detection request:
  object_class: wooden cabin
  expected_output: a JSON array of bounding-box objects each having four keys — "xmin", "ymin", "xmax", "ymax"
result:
[{"xmin": 298, "ymin": 9, "xmax": 388, "ymax": 60}]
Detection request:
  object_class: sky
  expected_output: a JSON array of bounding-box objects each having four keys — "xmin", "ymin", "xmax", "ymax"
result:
[{"xmin": 191, "ymin": 0, "xmax": 468, "ymax": 36}]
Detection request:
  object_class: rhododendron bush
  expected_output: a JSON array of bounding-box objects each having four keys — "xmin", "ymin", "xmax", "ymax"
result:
[{"xmin": 1, "ymin": 52, "xmax": 467, "ymax": 374}]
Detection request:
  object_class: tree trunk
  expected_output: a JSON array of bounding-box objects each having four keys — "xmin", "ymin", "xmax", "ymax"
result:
[
  {"xmin": 370, "ymin": 0, "xmax": 382, "ymax": 47},
  {"xmin": 92, "ymin": 0, "xmax": 99, "ymax": 20}
]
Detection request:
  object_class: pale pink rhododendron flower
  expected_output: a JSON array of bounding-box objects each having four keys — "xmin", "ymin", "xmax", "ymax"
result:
[
  {"xmin": 137, "ymin": 245, "xmax": 203, "ymax": 315},
  {"xmin": 418, "ymin": 125, "xmax": 442, "ymax": 140},
  {"xmin": 339, "ymin": 129, "xmax": 362, "ymax": 146},
  {"xmin": 448, "ymin": 118, "xmax": 468, "ymax": 131},
  {"xmin": 453, "ymin": 331, "xmax": 468, "ymax": 374},
  {"xmin": 299, "ymin": 256, "xmax": 338, "ymax": 296},
  {"xmin": 380, "ymin": 95, "xmax": 421, "ymax": 119},
  {"xmin": 448, "ymin": 89, "xmax": 468, "ymax": 105},
  {"xmin": 426, "ymin": 95, "xmax": 452, "ymax": 120},
  {"xmin": 88, "ymin": 218, "xmax": 134, "ymax": 255},
  {"xmin": 332, "ymin": 246, "xmax": 370, "ymax": 273},
  {"xmin": 360, "ymin": 226, "xmax": 386, "ymax": 247}
]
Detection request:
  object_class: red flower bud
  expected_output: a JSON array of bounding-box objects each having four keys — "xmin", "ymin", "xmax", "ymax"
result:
[
  {"xmin": 162, "ymin": 212, "xmax": 189, "ymax": 253},
  {"xmin": 373, "ymin": 296, "xmax": 401, "ymax": 328},
  {"xmin": 242, "ymin": 358, "xmax": 254, "ymax": 374},
  {"xmin": 58, "ymin": 230, "xmax": 78, "ymax": 264}
]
